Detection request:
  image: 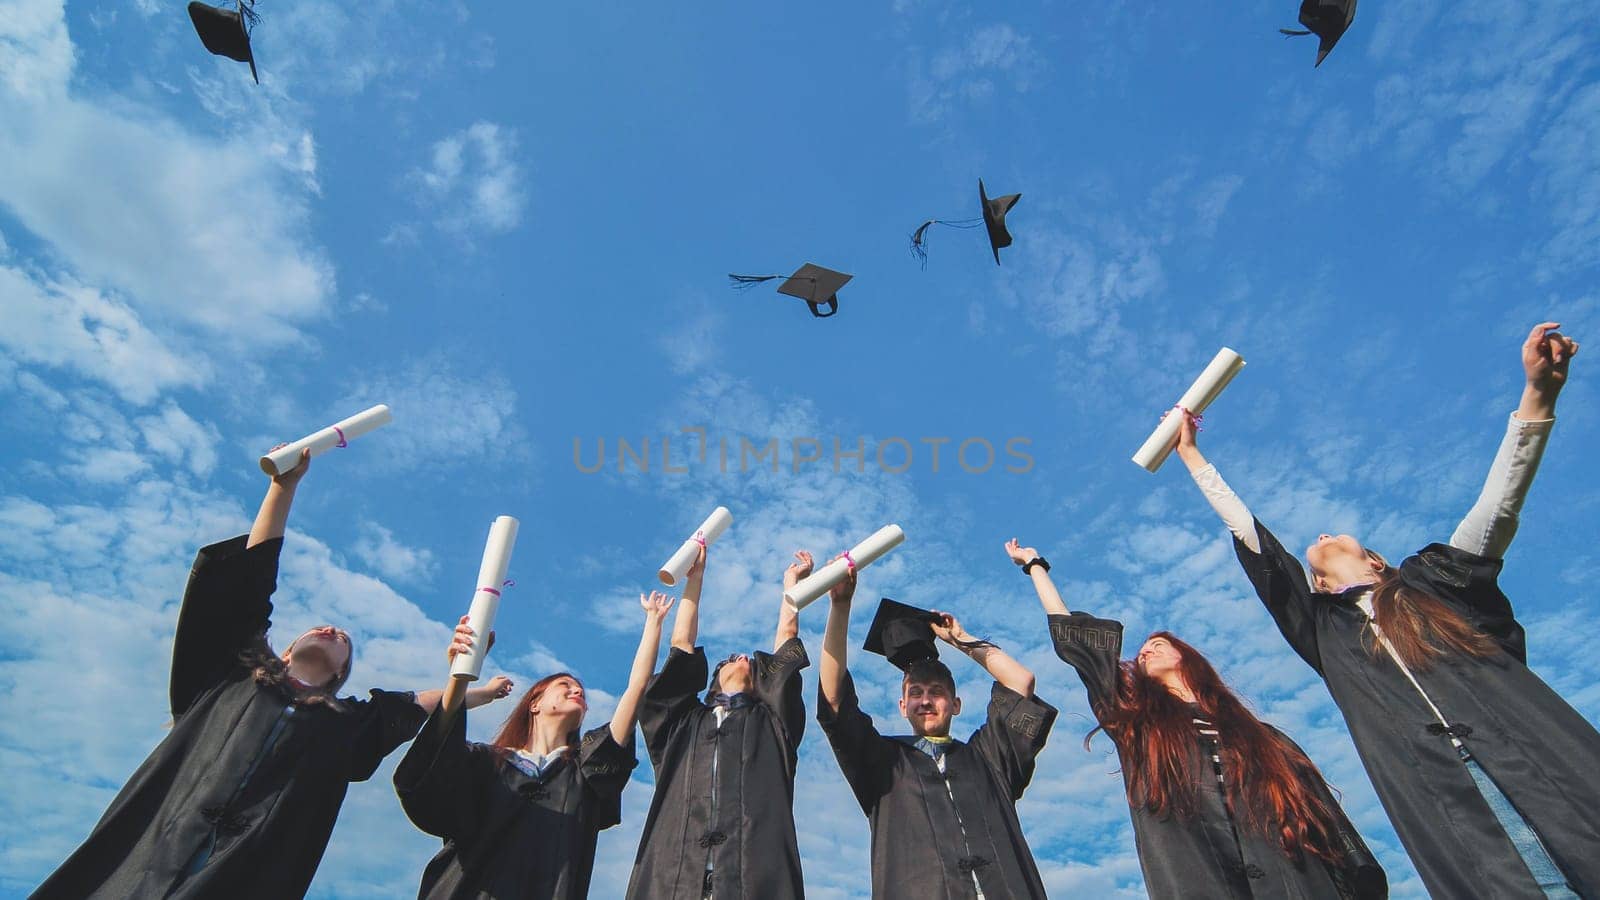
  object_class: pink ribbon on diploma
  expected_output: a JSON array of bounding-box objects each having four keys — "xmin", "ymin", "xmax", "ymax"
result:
[
  {"xmin": 334, "ymin": 426, "xmax": 349, "ymax": 448},
  {"xmin": 1160, "ymin": 405, "xmax": 1203, "ymax": 432},
  {"xmin": 842, "ymin": 551, "xmax": 857, "ymax": 571},
  {"xmin": 693, "ymin": 531, "xmax": 707, "ymax": 547}
]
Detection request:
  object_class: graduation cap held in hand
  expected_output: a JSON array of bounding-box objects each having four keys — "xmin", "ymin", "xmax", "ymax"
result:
[
  {"xmin": 1280, "ymin": 0, "xmax": 1357, "ymax": 68},
  {"xmin": 910, "ymin": 179, "xmax": 1022, "ymax": 267},
  {"xmin": 728, "ymin": 263, "xmax": 853, "ymax": 318},
  {"xmin": 863, "ymin": 598, "xmax": 944, "ymax": 671},
  {"xmin": 188, "ymin": 1, "xmax": 260, "ymax": 85}
]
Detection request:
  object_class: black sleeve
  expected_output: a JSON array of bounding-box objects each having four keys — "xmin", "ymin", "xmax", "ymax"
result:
[
  {"xmin": 1401, "ymin": 543, "xmax": 1525, "ymax": 663},
  {"xmin": 1046, "ymin": 612, "xmax": 1124, "ymax": 717},
  {"xmin": 169, "ymin": 536, "xmax": 282, "ymax": 718},
  {"xmin": 752, "ymin": 637, "xmax": 811, "ymax": 771},
  {"xmin": 1233, "ymin": 519, "xmax": 1325, "ymax": 674},
  {"xmin": 393, "ymin": 705, "xmax": 498, "ymax": 842},
  {"xmin": 968, "ymin": 682, "xmax": 1058, "ymax": 801},
  {"xmin": 815, "ymin": 671, "xmax": 896, "ymax": 815},
  {"xmin": 579, "ymin": 723, "xmax": 639, "ymax": 831},
  {"xmin": 343, "ymin": 689, "xmax": 429, "ymax": 781},
  {"xmin": 639, "ymin": 646, "xmax": 709, "ymax": 770}
]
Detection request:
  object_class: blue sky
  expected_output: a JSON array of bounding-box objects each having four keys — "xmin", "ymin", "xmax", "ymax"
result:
[{"xmin": 1, "ymin": 0, "xmax": 1597, "ymax": 896}]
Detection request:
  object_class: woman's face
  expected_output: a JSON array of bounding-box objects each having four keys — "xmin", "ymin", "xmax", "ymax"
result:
[
  {"xmin": 533, "ymin": 676, "xmax": 587, "ymax": 719},
  {"xmin": 1136, "ymin": 636, "xmax": 1183, "ymax": 680},
  {"xmin": 287, "ymin": 625, "xmax": 351, "ymax": 675},
  {"xmin": 1305, "ymin": 533, "xmax": 1371, "ymax": 582}
]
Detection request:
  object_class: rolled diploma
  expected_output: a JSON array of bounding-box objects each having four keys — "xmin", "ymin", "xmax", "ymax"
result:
[
  {"xmin": 259, "ymin": 404, "xmax": 393, "ymax": 475},
  {"xmin": 785, "ymin": 524, "xmax": 906, "ymax": 610},
  {"xmin": 449, "ymin": 516, "xmax": 520, "ymax": 680},
  {"xmin": 1131, "ymin": 348, "xmax": 1246, "ymax": 473},
  {"xmin": 658, "ymin": 506, "xmax": 734, "ymax": 586}
]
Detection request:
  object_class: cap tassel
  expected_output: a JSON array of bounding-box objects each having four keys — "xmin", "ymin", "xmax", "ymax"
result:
[
  {"xmin": 728, "ymin": 274, "xmax": 780, "ymax": 291},
  {"xmin": 910, "ymin": 220, "xmax": 937, "ymax": 266}
]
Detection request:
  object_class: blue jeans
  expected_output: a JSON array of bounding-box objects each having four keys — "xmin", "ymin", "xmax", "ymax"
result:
[{"xmin": 1464, "ymin": 758, "xmax": 1580, "ymax": 899}]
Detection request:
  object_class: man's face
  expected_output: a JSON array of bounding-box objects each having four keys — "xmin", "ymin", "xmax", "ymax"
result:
[{"xmin": 899, "ymin": 677, "xmax": 961, "ymax": 737}]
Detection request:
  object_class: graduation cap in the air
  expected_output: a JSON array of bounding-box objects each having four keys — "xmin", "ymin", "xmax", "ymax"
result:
[
  {"xmin": 728, "ymin": 263, "xmax": 853, "ymax": 318},
  {"xmin": 1279, "ymin": 0, "xmax": 1357, "ymax": 68},
  {"xmin": 863, "ymin": 598, "xmax": 944, "ymax": 671},
  {"xmin": 188, "ymin": 1, "xmax": 259, "ymax": 85},
  {"xmin": 909, "ymin": 179, "xmax": 1022, "ymax": 267}
]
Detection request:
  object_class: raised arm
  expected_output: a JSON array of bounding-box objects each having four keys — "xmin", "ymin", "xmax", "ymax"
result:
[
  {"xmin": 817, "ymin": 558, "xmax": 857, "ymax": 712},
  {"xmin": 1174, "ymin": 413, "xmax": 1261, "ymax": 553},
  {"xmin": 933, "ymin": 611, "xmax": 1035, "ymax": 698},
  {"xmin": 669, "ymin": 544, "xmax": 706, "ymax": 653},
  {"xmin": 776, "ymin": 551, "xmax": 811, "ymax": 652},
  {"xmin": 1005, "ymin": 539, "xmax": 1067, "ymax": 615},
  {"xmin": 247, "ymin": 447, "xmax": 308, "ymax": 548},
  {"xmin": 1450, "ymin": 323, "xmax": 1577, "ymax": 558},
  {"xmin": 611, "ymin": 591, "xmax": 675, "ymax": 745}
]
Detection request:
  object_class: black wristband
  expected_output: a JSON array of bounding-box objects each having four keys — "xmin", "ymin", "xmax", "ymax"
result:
[{"xmin": 1021, "ymin": 556, "xmax": 1050, "ymax": 575}]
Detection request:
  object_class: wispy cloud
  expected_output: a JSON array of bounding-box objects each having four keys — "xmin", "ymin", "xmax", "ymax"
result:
[
  {"xmin": 410, "ymin": 121, "xmax": 526, "ymax": 236},
  {"xmin": 908, "ymin": 22, "xmax": 1044, "ymax": 124}
]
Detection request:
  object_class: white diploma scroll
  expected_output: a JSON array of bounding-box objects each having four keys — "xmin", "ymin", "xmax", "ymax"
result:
[
  {"xmin": 259, "ymin": 404, "xmax": 393, "ymax": 475},
  {"xmin": 449, "ymin": 516, "xmax": 520, "ymax": 681},
  {"xmin": 1131, "ymin": 348, "xmax": 1246, "ymax": 473},
  {"xmin": 785, "ymin": 524, "xmax": 906, "ymax": 610},
  {"xmin": 658, "ymin": 506, "xmax": 733, "ymax": 586}
]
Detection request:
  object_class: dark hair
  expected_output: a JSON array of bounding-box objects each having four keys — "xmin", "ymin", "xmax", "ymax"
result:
[
  {"xmin": 491, "ymin": 672, "xmax": 583, "ymax": 756},
  {"xmin": 1363, "ymin": 551, "xmax": 1498, "ymax": 670},
  {"xmin": 901, "ymin": 658, "xmax": 957, "ymax": 694},
  {"xmin": 240, "ymin": 628, "xmax": 353, "ymax": 712},
  {"xmin": 1091, "ymin": 632, "xmax": 1348, "ymax": 865}
]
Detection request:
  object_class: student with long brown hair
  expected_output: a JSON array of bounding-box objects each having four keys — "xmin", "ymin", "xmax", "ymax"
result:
[
  {"xmin": 1177, "ymin": 323, "xmax": 1597, "ymax": 899},
  {"xmin": 33, "ymin": 450, "xmax": 512, "ymax": 900},
  {"xmin": 1010, "ymin": 539, "xmax": 1385, "ymax": 898},
  {"xmin": 393, "ymin": 588, "xmax": 670, "ymax": 899}
]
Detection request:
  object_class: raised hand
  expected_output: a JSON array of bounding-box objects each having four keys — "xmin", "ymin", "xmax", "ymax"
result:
[
  {"xmin": 930, "ymin": 611, "xmax": 968, "ymax": 645},
  {"xmin": 828, "ymin": 552, "xmax": 857, "ymax": 605},
  {"xmin": 1523, "ymin": 322, "xmax": 1580, "ymax": 396},
  {"xmin": 1004, "ymin": 538, "xmax": 1039, "ymax": 567},
  {"xmin": 1176, "ymin": 406, "xmax": 1201, "ymax": 450},
  {"xmin": 269, "ymin": 445, "xmax": 311, "ymax": 489},
  {"xmin": 640, "ymin": 590, "xmax": 676, "ymax": 623},
  {"xmin": 447, "ymin": 615, "xmax": 478, "ymax": 661},
  {"xmin": 784, "ymin": 550, "xmax": 815, "ymax": 587},
  {"xmin": 482, "ymin": 674, "xmax": 515, "ymax": 699},
  {"xmin": 686, "ymin": 542, "xmax": 707, "ymax": 581}
]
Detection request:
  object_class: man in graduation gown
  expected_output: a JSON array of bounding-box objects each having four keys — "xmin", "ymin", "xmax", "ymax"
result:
[
  {"xmin": 625, "ymin": 548, "xmax": 812, "ymax": 899},
  {"xmin": 32, "ymin": 450, "xmax": 509, "ymax": 900},
  {"xmin": 817, "ymin": 574, "xmax": 1057, "ymax": 899}
]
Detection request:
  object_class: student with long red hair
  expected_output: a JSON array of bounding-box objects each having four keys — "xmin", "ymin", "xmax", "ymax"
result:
[
  {"xmin": 1010, "ymin": 537, "xmax": 1385, "ymax": 899},
  {"xmin": 1176, "ymin": 323, "xmax": 1597, "ymax": 898},
  {"xmin": 33, "ymin": 450, "xmax": 512, "ymax": 900},
  {"xmin": 393, "ymin": 587, "xmax": 670, "ymax": 898}
]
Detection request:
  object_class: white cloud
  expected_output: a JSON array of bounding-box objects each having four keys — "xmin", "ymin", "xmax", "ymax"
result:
[
  {"xmin": 909, "ymin": 22, "xmax": 1043, "ymax": 124},
  {"xmin": 411, "ymin": 121, "xmax": 526, "ymax": 235},
  {"xmin": 0, "ymin": 0, "xmax": 336, "ymax": 365},
  {"xmin": 331, "ymin": 352, "xmax": 528, "ymax": 473},
  {"xmin": 0, "ymin": 264, "xmax": 208, "ymax": 404},
  {"xmin": 351, "ymin": 521, "xmax": 438, "ymax": 584}
]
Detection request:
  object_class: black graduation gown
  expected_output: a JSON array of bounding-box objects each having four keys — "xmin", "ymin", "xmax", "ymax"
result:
[
  {"xmin": 394, "ymin": 702, "xmax": 637, "ymax": 900},
  {"xmin": 626, "ymin": 638, "xmax": 810, "ymax": 900},
  {"xmin": 1047, "ymin": 612, "xmax": 1386, "ymax": 900},
  {"xmin": 32, "ymin": 535, "xmax": 429, "ymax": 900},
  {"xmin": 1236, "ymin": 520, "xmax": 1600, "ymax": 899},
  {"xmin": 817, "ymin": 671, "xmax": 1057, "ymax": 900}
]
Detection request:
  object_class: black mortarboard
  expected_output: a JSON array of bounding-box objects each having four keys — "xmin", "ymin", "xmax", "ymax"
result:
[
  {"xmin": 188, "ymin": 1, "xmax": 259, "ymax": 85},
  {"xmin": 728, "ymin": 263, "xmax": 853, "ymax": 318},
  {"xmin": 979, "ymin": 179, "xmax": 1021, "ymax": 266},
  {"xmin": 863, "ymin": 598, "xmax": 943, "ymax": 671},
  {"xmin": 909, "ymin": 180, "xmax": 1021, "ymax": 267},
  {"xmin": 1279, "ymin": 0, "xmax": 1357, "ymax": 68}
]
